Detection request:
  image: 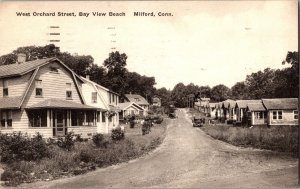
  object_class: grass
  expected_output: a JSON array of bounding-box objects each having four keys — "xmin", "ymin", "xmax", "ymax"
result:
[
  {"xmin": 201, "ymin": 124, "xmax": 298, "ymax": 157},
  {"xmin": 0, "ymin": 118, "xmax": 169, "ymax": 186}
]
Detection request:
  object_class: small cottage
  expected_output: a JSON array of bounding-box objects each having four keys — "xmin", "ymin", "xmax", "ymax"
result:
[
  {"xmin": 118, "ymin": 102, "xmax": 144, "ymax": 120},
  {"xmin": 235, "ymin": 99, "xmax": 262, "ymax": 124},
  {"xmin": 246, "ymin": 102, "xmax": 267, "ymax": 126},
  {"xmin": 124, "ymin": 94, "xmax": 149, "ymax": 114}
]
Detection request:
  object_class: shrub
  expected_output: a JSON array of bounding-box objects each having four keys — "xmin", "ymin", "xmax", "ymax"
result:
[
  {"xmin": 57, "ymin": 132, "xmax": 75, "ymax": 151},
  {"xmin": 0, "ymin": 132, "xmax": 50, "ymax": 163},
  {"xmin": 111, "ymin": 127, "xmax": 125, "ymax": 141},
  {"xmin": 75, "ymin": 134, "xmax": 84, "ymax": 142},
  {"xmin": 1, "ymin": 169, "xmax": 28, "ymax": 186},
  {"xmin": 142, "ymin": 121, "xmax": 152, "ymax": 135},
  {"xmin": 92, "ymin": 133, "xmax": 109, "ymax": 148},
  {"xmin": 154, "ymin": 115, "xmax": 164, "ymax": 124}
]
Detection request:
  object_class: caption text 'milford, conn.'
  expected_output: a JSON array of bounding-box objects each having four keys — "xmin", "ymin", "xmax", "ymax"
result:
[{"xmin": 15, "ymin": 11, "xmax": 173, "ymax": 17}]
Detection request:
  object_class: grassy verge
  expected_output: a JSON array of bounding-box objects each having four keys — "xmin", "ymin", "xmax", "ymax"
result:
[
  {"xmin": 0, "ymin": 118, "xmax": 169, "ymax": 186},
  {"xmin": 201, "ymin": 124, "xmax": 298, "ymax": 157}
]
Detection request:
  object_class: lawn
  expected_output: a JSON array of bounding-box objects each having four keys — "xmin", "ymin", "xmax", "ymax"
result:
[
  {"xmin": 0, "ymin": 118, "xmax": 169, "ymax": 186},
  {"xmin": 201, "ymin": 124, "xmax": 298, "ymax": 157}
]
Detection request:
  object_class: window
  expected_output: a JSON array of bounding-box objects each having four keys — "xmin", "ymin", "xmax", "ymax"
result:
[
  {"xmin": 272, "ymin": 111, "xmax": 283, "ymax": 120},
  {"xmin": 112, "ymin": 94, "xmax": 115, "ymax": 102},
  {"xmin": 86, "ymin": 111, "xmax": 94, "ymax": 126},
  {"xmin": 28, "ymin": 110, "xmax": 47, "ymax": 127},
  {"xmin": 35, "ymin": 80, "xmax": 43, "ymax": 97},
  {"xmin": 97, "ymin": 111, "xmax": 100, "ymax": 122},
  {"xmin": 255, "ymin": 112, "xmax": 264, "ymax": 119},
  {"xmin": 294, "ymin": 110, "xmax": 298, "ymax": 120},
  {"xmin": 102, "ymin": 112, "xmax": 106, "ymax": 122},
  {"xmin": 109, "ymin": 94, "xmax": 112, "ymax": 103},
  {"xmin": 0, "ymin": 110, "xmax": 12, "ymax": 128},
  {"xmin": 71, "ymin": 110, "xmax": 84, "ymax": 126},
  {"xmin": 66, "ymin": 83, "xmax": 72, "ymax": 99},
  {"xmin": 3, "ymin": 80, "xmax": 8, "ymax": 96},
  {"xmin": 50, "ymin": 66, "xmax": 59, "ymax": 73},
  {"xmin": 92, "ymin": 92, "xmax": 97, "ymax": 103}
]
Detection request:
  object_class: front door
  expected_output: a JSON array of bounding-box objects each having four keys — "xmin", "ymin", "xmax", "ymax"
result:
[{"xmin": 54, "ymin": 110, "xmax": 66, "ymax": 137}]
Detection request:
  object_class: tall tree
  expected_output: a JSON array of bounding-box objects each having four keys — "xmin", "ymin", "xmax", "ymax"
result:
[
  {"xmin": 171, "ymin": 83, "xmax": 187, "ymax": 108},
  {"xmin": 231, "ymin": 81, "xmax": 250, "ymax": 100},
  {"xmin": 210, "ymin": 84, "xmax": 231, "ymax": 101}
]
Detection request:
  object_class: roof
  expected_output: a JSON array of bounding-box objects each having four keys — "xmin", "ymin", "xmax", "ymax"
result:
[
  {"xmin": 125, "ymin": 94, "xmax": 149, "ymax": 105},
  {"xmin": 236, "ymin": 99, "xmax": 262, "ymax": 109},
  {"xmin": 262, "ymin": 98, "xmax": 298, "ymax": 110},
  {"xmin": 152, "ymin": 97, "xmax": 161, "ymax": 103},
  {"xmin": 200, "ymin": 97, "xmax": 210, "ymax": 101},
  {"xmin": 247, "ymin": 102, "xmax": 266, "ymax": 111},
  {"xmin": 0, "ymin": 58, "xmax": 54, "ymax": 78},
  {"xmin": 222, "ymin": 99, "xmax": 235, "ymax": 108},
  {"xmin": 109, "ymin": 104, "xmax": 121, "ymax": 112},
  {"xmin": 208, "ymin": 103, "xmax": 218, "ymax": 108},
  {"xmin": 0, "ymin": 96, "xmax": 22, "ymax": 109},
  {"xmin": 119, "ymin": 102, "xmax": 144, "ymax": 111},
  {"xmin": 80, "ymin": 76, "xmax": 119, "ymax": 96},
  {"xmin": 25, "ymin": 99, "xmax": 100, "ymax": 110}
]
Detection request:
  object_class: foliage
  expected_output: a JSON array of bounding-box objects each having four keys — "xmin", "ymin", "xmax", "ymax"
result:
[
  {"xmin": 210, "ymin": 84, "xmax": 231, "ymax": 102},
  {"xmin": 142, "ymin": 121, "xmax": 152, "ymax": 135},
  {"xmin": 201, "ymin": 125, "xmax": 298, "ymax": 156},
  {"xmin": 0, "ymin": 132, "xmax": 50, "ymax": 163},
  {"xmin": 57, "ymin": 132, "xmax": 75, "ymax": 151},
  {"xmin": 111, "ymin": 127, "xmax": 125, "ymax": 141},
  {"xmin": 92, "ymin": 133, "xmax": 109, "ymax": 148},
  {"xmin": 231, "ymin": 81, "xmax": 250, "ymax": 100}
]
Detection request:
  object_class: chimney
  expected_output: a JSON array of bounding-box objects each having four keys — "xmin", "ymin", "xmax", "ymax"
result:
[
  {"xmin": 17, "ymin": 53, "xmax": 27, "ymax": 64},
  {"xmin": 86, "ymin": 75, "xmax": 90, "ymax": 80}
]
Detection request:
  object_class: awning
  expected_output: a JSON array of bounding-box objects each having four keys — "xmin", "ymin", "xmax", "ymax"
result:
[{"xmin": 25, "ymin": 98, "xmax": 104, "ymax": 111}]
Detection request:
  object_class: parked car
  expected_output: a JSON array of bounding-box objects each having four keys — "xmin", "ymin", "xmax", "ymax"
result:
[{"xmin": 192, "ymin": 116, "xmax": 204, "ymax": 127}]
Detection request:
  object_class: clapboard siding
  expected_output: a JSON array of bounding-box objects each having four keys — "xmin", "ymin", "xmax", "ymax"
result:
[
  {"xmin": 268, "ymin": 110, "xmax": 298, "ymax": 125},
  {"xmin": 0, "ymin": 72, "xmax": 32, "ymax": 97},
  {"xmin": 82, "ymin": 82, "xmax": 107, "ymax": 109},
  {"xmin": 68, "ymin": 126, "xmax": 97, "ymax": 138},
  {"xmin": 22, "ymin": 62, "xmax": 82, "ymax": 107}
]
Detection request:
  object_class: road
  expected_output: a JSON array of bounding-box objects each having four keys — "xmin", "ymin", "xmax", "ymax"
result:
[{"xmin": 20, "ymin": 109, "xmax": 298, "ymax": 188}]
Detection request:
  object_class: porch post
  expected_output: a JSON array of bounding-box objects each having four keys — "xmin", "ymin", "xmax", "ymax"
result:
[
  {"xmin": 47, "ymin": 109, "xmax": 50, "ymax": 127},
  {"xmin": 106, "ymin": 114, "xmax": 109, "ymax": 133}
]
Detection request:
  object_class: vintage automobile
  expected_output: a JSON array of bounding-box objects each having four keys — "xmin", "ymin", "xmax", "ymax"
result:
[{"xmin": 192, "ymin": 116, "xmax": 204, "ymax": 127}]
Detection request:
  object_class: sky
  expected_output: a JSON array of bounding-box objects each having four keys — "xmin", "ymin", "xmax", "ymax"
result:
[{"xmin": 0, "ymin": 1, "xmax": 298, "ymax": 90}]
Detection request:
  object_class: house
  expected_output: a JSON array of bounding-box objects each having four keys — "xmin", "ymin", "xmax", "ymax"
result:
[
  {"xmin": 221, "ymin": 99, "xmax": 235, "ymax": 121},
  {"xmin": 80, "ymin": 76, "xmax": 120, "ymax": 134},
  {"xmin": 215, "ymin": 102, "xmax": 223, "ymax": 119},
  {"xmin": 227, "ymin": 100, "xmax": 237, "ymax": 123},
  {"xmin": 0, "ymin": 56, "xmax": 99, "ymax": 138},
  {"xmin": 118, "ymin": 102, "xmax": 144, "ymax": 120},
  {"xmin": 194, "ymin": 97, "xmax": 210, "ymax": 114},
  {"xmin": 262, "ymin": 98, "xmax": 298, "ymax": 126},
  {"xmin": 246, "ymin": 102, "xmax": 267, "ymax": 126},
  {"xmin": 152, "ymin": 96, "xmax": 161, "ymax": 107},
  {"xmin": 235, "ymin": 99, "xmax": 262, "ymax": 124},
  {"xmin": 124, "ymin": 94, "xmax": 149, "ymax": 115},
  {"xmin": 207, "ymin": 102, "xmax": 218, "ymax": 119}
]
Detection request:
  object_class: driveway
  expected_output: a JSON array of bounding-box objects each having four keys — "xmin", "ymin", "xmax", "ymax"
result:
[{"xmin": 20, "ymin": 109, "xmax": 298, "ymax": 188}]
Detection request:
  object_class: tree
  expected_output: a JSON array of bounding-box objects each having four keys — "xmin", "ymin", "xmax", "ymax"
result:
[
  {"xmin": 171, "ymin": 83, "xmax": 187, "ymax": 108},
  {"xmin": 210, "ymin": 84, "xmax": 231, "ymax": 101},
  {"xmin": 154, "ymin": 87, "xmax": 171, "ymax": 107},
  {"xmin": 231, "ymin": 81, "xmax": 249, "ymax": 100},
  {"xmin": 103, "ymin": 51, "xmax": 128, "ymax": 95}
]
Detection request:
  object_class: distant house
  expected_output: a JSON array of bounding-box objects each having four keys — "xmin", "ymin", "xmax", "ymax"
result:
[
  {"xmin": 221, "ymin": 99, "xmax": 235, "ymax": 121},
  {"xmin": 118, "ymin": 102, "xmax": 144, "ymax": 120},
  {"xmin": 152, "ymin": 96, "xmax": 161, "ymax": 107},
  {"xmin": 0, "ymin": 56, "xmax": 98, "ymax": 138},
  {"xmin": 246, "ymin": 102, "xmax": 267, "ymax": 126},
  {"xmin": 215, "ymin": 102, "xmax": 223, "ymax": 119},
  {"xmin": 195, "ymin": 97, "xmax": 210, "ymax": 114},
  {"xmin": 227, "ymin": 100, "xmax": 237, "ymax": 122},
  {"xmin": 206, "ymin": 102, "xmax": 218, "ymax": 119},
  {"xmin": 124, "ymin": 94, "xmax": 149, "ymax": 115},
  {"xmin": 262, "ymin": 98, "xmax": 298, "ymax": 126},
  {"xmin": 235, "ymin": 100, "xmax": 262, "ymax": 124},
  {"xmin": 80, "ymin": 76, "xmax": 120, "ymax": 134}
]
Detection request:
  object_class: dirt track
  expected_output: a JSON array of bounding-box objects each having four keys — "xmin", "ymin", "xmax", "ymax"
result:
[{"xmin": 19, "ymin": 109, "xmax": 298, "ymax": 188}]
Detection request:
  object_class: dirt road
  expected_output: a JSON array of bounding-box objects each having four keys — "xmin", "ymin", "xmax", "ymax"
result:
[{"xmin": 20, "ymin": 109, "xmax": 298, "ymax": 188}]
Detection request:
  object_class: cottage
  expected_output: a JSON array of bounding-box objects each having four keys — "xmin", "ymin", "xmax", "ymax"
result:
[
  {"xmin": 206, "ymin": 102, "xmax": 218, "ymax": 119},
  {"xmin": 221, "ymin": 99, "xmax": 235, "ymax": 121},
  {"xmin": 0, "ymin": 56, "xmax": 98, "ymax": 138},
  {"xmin": 194, "ymin": 97, "xmax": 210, "ymax": 114},
  {"xmin": 80, "ymin": 76, "xmax": 120, "ymax": 134},
  {"xmin": 262, "ymin": 98, "xmax": 298, "ymax": 126},
  {"xmin": 235, "ymin": 99, "xmax": 262, "ymax": 124},
  {"xmin": 124, "ymin": 94, "xmax": 149, "ymax": 115},
  {"xmin": 246, "ymin": 102, "xmax": 267, "ymax": 126},
  {"xmin": 118, "ymin": 102, "xmax": 144, "ymax": 120},
  {"xmin": 227, "ymin": 100, "xmax": 237, "ymax": 123},
  {"xmin": 215, "ymin": 102, "xmax": 223, "ymax": 119}
]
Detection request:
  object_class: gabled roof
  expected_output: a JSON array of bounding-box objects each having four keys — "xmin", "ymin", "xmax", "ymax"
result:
[
  {"xmin": 125, "ymin": 94, "xmax": 149, "ymax": 105},
  {"xmin": 0, "ymin": 58, "xmax": 54, "ymax": 78},
  {"xmin": 0, "ymin": 96, "xmax": 22, "ymax": 109},
  {"xmin": 235, "ymin": 99, "xmax": 262, "ymax": 109},
  {"xmin": 262, "ymin": 98, "xmax": 298, "ymax": 110},
  {"xmin": 222, "ymin": 99, "xmax": 235, "ymax": 109},
  {"xmin": 247, "ymin": 102, "xmax": 266, "ymax": 112},
  {"xmin": 25, "ymin": 99, "xmax": 99, "ymax": 110},
  {"xmin": 152, "ymin": 97, "xmax": 161, "ymax": 103},
  {"xmin": 119, "ymin": 102, "xmax": 144, "ymax": 111},
  {"xmin": 200, "ymin": 97, "xmax": 210, "ymax": 101},
  {"xmin": 208, "ymin": 103, "xmax": 218, "ymax": 108},
  {"xmin": 80, "ymin": 76, "xmax": 120, "ymax": 96}
]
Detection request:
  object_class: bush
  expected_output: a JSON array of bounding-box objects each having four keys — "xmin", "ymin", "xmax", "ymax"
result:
[
  {"xmin": 92, "ymin": 133, "xmax": 109, "ymax": 148},
  {"xmin": 75, "ymin": 134, "xmax": 84, "ymax": 142},
  {"xmin": 111, "ymin": 127, "xmax": 125, "ymax": 141},
  {"xmin": 57, "ymin": 132, "xmax": 75, "ymax": 151},
  {"xmin": 0, "ymin": 132, "xmax": 50, "ymax": 163},
  {"xmin": 1, "ymin": 169, "xmax": 28, "ymax": 186},
  {"xmin": 142, "ymin": 121, "xmax": 152, "ymax": 135}
]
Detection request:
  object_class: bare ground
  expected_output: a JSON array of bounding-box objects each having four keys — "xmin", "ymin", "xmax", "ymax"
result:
[{"xmin": 18, "ymin": 109, "xmax": 298, "ymax": 188}]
